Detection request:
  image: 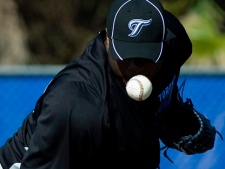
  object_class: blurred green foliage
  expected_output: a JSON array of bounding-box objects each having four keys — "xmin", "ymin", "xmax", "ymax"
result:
[
  {"xmin": 161, "ymin": 0, "xmax": 197, "ymax": 16},
  {"xmin": 180, "ymin": 0, "xmax": 225, "ymax": 65}
]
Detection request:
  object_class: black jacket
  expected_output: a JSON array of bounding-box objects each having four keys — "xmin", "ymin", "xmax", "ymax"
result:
[{"xmin": 0, "ymin": 10, "xmax": 192, "ymax": 169}]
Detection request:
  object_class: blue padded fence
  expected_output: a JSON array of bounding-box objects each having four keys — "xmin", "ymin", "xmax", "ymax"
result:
[{"xmin": 0, "ymin": 65, "xmax": 225, "ymax": 169}]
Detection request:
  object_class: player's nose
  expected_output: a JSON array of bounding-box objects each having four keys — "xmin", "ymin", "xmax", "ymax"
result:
[{"xmin": 127, "ymin": 59, "xmax": 146, "ymax": 69}]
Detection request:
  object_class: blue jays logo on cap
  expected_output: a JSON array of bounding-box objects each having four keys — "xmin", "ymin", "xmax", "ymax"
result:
[
  {"xmin": 107, "ymin": 0, "xmax": 165, "ymax": 62},
  {"xmin": 128, "ymin": 19, "xmax": 152, "ymax": 37}
]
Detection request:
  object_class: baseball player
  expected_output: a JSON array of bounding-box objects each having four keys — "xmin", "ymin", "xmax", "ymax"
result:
[{"xmin": 0, "ymin": 0, "xmax": 221, "ymax": 168}]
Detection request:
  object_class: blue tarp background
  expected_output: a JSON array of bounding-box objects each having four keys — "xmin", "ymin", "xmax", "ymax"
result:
[{"xmin": 0, "ymin": 73, "xmax": 224, "ymax": 169}]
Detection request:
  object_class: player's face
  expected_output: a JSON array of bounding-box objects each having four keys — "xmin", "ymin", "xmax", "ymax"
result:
[
  {"xmin": 108, "ymin": 57, "xmax": 161, "ymax": 85},
  {"xmin": 105, "ymin": 37, "xmax": 161, "ymax": 85}
]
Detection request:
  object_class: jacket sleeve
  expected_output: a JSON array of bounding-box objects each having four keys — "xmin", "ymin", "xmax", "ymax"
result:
[
  {"xmin": 21, "ymin": 82, "xmax": 105, "ymax": 169},
  {"xmin": 163, "ymin": 10, "xmax": 192, "ymax": 67}
]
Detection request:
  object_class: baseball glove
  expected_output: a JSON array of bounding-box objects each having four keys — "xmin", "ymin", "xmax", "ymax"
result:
[{"xmin": 159, "ymin": 98, "xmax": 222, "ymax": 156}]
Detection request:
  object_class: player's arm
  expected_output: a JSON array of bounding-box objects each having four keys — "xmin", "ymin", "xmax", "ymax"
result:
[{"xmin": 20, "ymin": 82, "xmax": 103, "ymax": 169}]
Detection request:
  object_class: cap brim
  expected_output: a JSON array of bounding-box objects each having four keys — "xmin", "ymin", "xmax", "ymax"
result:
[{"xmin": 109, "ymin": 38, "xmax": 163, "ymax": 62}]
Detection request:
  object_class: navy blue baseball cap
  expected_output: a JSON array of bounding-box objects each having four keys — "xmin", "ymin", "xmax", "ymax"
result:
[{"xmin": 107, "ymin": 0, "xmax": 165, "ymax": 63}]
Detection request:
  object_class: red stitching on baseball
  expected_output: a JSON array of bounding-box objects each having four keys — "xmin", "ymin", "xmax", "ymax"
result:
[{"xmin": 132, "ymin": 78, "xmax": 144, "ymax": 101}]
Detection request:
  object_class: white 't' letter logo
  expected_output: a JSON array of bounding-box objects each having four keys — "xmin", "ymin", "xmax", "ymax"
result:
[{"xmin": 128, "ymin": 19, "xmax": 152, "ymax": 37}]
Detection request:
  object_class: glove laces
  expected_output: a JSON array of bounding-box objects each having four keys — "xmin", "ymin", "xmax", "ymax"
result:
[{"xmin": 160, "ymin": 145, "xmax": 174, "ymax": 163}]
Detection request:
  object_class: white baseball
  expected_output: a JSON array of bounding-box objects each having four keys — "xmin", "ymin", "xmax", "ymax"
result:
[{"xmin": 126, "ymin": 75, "xmax": 153, "ymax": 101}]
